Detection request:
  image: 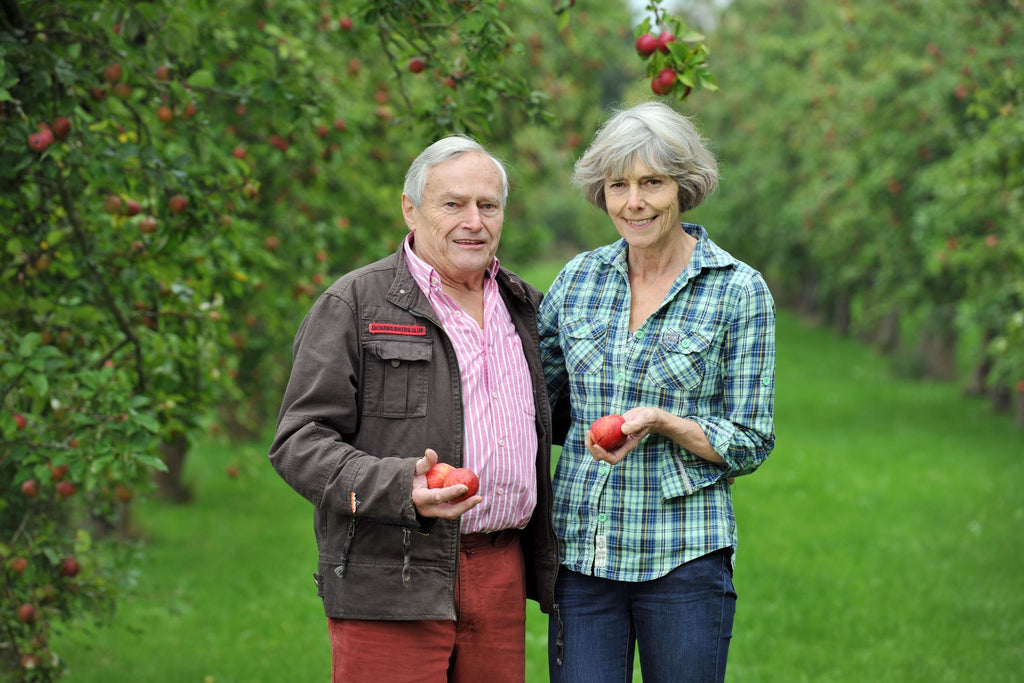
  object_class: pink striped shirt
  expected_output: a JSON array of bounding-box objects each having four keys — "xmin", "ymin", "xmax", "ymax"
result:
[{"xmin": 404, "ymin": 236, "xmax": 538, "ymax": 533}]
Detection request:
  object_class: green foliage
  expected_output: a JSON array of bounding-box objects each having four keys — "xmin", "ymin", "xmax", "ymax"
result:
[{"xmin": 692, "ymin": 0, "xmax": 1024, "ymax": 417}]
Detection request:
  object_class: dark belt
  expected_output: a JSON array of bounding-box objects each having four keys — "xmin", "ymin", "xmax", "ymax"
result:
[{"xmin": 460, "ymin": 528, "xmax": 521, "ymax": 550}]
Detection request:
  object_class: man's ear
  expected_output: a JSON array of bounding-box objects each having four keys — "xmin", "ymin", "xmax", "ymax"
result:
[{"xmin": 401, "ymin": 194, "xmax": 417, "ymax": 231}]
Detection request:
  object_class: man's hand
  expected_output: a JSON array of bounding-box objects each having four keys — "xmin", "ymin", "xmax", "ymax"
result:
[{"xmin": 411, "ymin": 448, "xmax": 481, "ymax": 518}]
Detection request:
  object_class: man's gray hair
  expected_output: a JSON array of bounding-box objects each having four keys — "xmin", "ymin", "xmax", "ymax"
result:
[{"xmin": 403, "ymin": 135, "xmax": 509, "ymax": 208}]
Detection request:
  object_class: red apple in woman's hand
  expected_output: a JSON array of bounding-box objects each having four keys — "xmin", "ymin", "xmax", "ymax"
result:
[
  {"xmin": 443, "ymin": 467, "xmax": 479, "ymax": 503},
  {"xmin": 590, "ymin": 414, "xmax": 627, "ymax": 450}
]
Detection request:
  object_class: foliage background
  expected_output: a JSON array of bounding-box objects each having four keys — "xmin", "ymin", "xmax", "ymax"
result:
[{"xmin": 2, "ymin": 0, "xmax": 1022, "ymax": 680}]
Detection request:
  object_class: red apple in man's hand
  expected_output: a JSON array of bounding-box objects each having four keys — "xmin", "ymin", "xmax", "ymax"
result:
[
  {"xmin": 425, "ymin": 462, "xmax": 455, "ymax": 489},
  {"xmin": 590, "ymin": 414, "xmax": 627, "ymax": 450},
  {"xmin": 443, "ymin": 467, "xmax": 479, "ymax": 503}
]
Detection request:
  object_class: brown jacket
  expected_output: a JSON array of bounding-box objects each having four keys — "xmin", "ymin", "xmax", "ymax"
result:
[{"xmin": 269, "ymin": 246, "xmax": 558, "ymax": 620}]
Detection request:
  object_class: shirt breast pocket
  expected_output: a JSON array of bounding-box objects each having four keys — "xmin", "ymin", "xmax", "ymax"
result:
[
  {"xmin": 363, "ymin": 340, "xmax": 431, "ymax": 418},
  {"xmin": 560, "ymin": 317, "xmax": 609, "ymax": 376},
  {"xmin": 650, "ymin": 331, "xmax": 711, "ymax": 393}
]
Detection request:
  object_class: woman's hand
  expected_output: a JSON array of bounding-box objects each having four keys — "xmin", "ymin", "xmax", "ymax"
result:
[
  {"xmin": 585, "ymin": 407, "xmax": 660, "ymax": 465},
  {"xmin": 586, "ymin": 407, "xmax": 728, "ymax": 472}
]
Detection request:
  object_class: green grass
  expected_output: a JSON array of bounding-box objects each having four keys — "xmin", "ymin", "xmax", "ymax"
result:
[{"xmin": 52, "ymin": 281, "xmax": 1024, "ymax": 681}]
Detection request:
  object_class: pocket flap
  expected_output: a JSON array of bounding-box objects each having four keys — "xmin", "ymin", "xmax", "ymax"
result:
[{"xmin": 369, "ymin": 340, "xmax": 432, "ymax": 363}]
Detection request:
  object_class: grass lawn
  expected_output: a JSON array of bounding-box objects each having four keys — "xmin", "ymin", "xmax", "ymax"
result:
[{"xmin": 52, "ymin": 264, "xmax": 1024, "ymax": 682}]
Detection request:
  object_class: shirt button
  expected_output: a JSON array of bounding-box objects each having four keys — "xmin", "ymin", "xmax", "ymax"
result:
[
  {"xmin": 597, "ymin": 513, "xmax": 608, "ymax": 523},
  {"xmin": 635, "ymin": 331, "xmax": 644, "ymax": 339},
  {"xmin": 681, "ymin": 338, "xmax": 692, "ymax": 349},
  {"xmin": 390, "ymin": 360, "xmax": 400, "ymax": 368},
  {"xmin": 616, "ymin": 371, "xmax": 625, "ymax": 381},
  {"xmin": 498, "ymin": 439, "xmax": 505, "ymax": 446},
  {"xmin": 496, "ymin": 487, "xmax": 505, "ymax": 495}
]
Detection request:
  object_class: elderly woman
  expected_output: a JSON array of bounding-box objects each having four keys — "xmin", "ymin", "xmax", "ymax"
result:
[{"xmin": 540, "ymin": 101, "xmax": 776, "ymax": 683}]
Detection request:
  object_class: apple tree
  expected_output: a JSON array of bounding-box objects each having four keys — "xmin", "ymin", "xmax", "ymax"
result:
[{"xmin": 690, "ymin": 0, "xmax": 1023, "ymax": 423}]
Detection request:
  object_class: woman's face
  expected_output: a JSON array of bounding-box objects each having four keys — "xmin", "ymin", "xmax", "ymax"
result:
[{"xmin": 602, "ymin": 159, "xmax": 681, "ymax": 250}]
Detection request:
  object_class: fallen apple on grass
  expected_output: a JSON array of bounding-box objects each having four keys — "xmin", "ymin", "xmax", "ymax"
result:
[{"xmin": 590, "ymin": 414, "xmax": 627, "ymax": 450}]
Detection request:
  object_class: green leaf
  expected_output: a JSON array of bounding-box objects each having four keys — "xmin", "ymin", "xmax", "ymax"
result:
[
  {"xmin": 19, "ymin": 332, "xmax": 41, "ymax": 357},
  {"xmin": 186, "ymin": 69, "xmax": 216, "ymax": 88}
]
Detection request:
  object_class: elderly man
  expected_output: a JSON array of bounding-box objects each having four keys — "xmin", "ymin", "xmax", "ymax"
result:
[{"xmin": 269, "ymin": 135, "xmax": 558, "ymax": 682}]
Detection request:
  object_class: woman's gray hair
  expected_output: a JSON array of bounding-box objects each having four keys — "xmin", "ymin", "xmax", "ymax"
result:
[
  {"xmin": 571, "ymin": 101, "xmax": 719, "ymax": 212},
  {"xmin": 403, "ymin": 134, "xmax": 509, "ymax": 208}
]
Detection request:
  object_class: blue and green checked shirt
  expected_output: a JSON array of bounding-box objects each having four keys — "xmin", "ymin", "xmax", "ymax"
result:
[{"xmin": 539, "ymin": 223, "xmax": 776, "ymax": 581}]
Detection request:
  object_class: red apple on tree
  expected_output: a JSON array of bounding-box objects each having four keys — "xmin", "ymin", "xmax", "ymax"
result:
[
  {"xmin": 59, "ymin": 556, "xmax": 80, "ymax": 577},
  {"xmin": 168, "ymin": 194, "xmax": 188, "ymax": 213},
  {"xmin": 56, "ymin": 481, "xmax": 76, "ymax": 498},
  {"xmin": 51, "ymin": 116, "xmax": 72, "ymax": 139},
  {"xmin": 50, "ymin": 463, "xmax": 68, "ymax": 481},
  {"xmin": 657, "ymin": 31, "xmax": 675, "ymax": 53},
  {"xmin": 10, "ymin": 557, "xmax": 28, "ymax": 574},
  {"xmin": 105, "ymin": 194, "xmax": 124, "ymax": 215},
  {"xmin": 17, "ymin": 603, "xmax": 37, "ymax": 623},
  {"xmin": 28, "ymin": 129, "xmax": 53, "ymax": 152},
  {"xmin": 408, "ymin": 57, "xmax": 426, "ymax": 73},
  {"xmin": 103, "ymin": 62, "xmax": 123, "ymax": 82},
  {"xmin": 339, "ymin": 16, "xmax": 353, "ymax": 31},
  {"xmin": 635, "ymin": 33, "xmax": 657, "ymax": 56},
  {"xmin": 425, "ymin": 462, "xmax": 456, "ymax": 489},
  {"xmin": 21, "ymin": 479, "xmax": 38, "ymax": 497},
  {"xmin": 590, "ymin": 414, "xmax": 627, "ymax": 450},
  {"xmin": 13, "ymin": 412, "xmax": 27, "ymax": 430},
  {"xmin": 443, "ymin": 467, "xmax": 479, "ymax": 503}
]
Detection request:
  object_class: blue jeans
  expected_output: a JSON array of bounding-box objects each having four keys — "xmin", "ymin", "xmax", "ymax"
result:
[{"xmin": 548, "ymin": 549, "xmax": 737, "ymax": 683}]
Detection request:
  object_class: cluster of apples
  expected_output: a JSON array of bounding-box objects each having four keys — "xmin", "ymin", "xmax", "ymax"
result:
[
  {"xmin": 27, "ymin": 116, "xmax": 72, "ymax": 153},
  {"xmin": 634, "ymin": 31, "xmax": 691, "ymax": 97}
]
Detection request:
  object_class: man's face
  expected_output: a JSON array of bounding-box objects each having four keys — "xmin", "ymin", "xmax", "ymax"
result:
[{"xmin": 402, "ymin": 151, "xmax": 504, "ymax": 285}]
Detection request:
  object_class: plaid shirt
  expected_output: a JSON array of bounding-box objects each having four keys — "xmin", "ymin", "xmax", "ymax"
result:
[{"xmin": 539, "ymin": 223, "xmax": 776, "ymax": 581}]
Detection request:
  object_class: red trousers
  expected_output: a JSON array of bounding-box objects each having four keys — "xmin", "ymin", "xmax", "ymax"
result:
[{"xmin": 328, "ymin": 530, "xmax": 526, "ymax": 683}]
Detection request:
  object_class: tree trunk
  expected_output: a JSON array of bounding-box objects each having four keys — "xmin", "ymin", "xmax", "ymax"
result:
[
  {"xmin": 916, "ymin": 306, "xmax": 959, "ymax": 381},
  {"xmin": 964, "ymin": 330, "xmax": 998, "ymax": 397},
  {"xmin": 153, "ymin": 431, "xmax": 193, "ymax": 503}
]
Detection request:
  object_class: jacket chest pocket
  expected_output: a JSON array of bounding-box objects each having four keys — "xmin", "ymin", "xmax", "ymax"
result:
[{"xmin": 363, "ymin": 340, "xmax": 432, "ymax": 418}]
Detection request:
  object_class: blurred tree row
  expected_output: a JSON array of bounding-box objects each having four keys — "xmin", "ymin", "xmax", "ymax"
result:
[
  {"xmin": 0, "ymin": 0, "xmax": 718, "ymax": 678},
  {"xmin": 691, "ymin": 0, "xmax": 1024, "ymax": 424}
]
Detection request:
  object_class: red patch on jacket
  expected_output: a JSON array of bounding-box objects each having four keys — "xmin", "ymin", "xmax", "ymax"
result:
[{"xmin": 368, "ymin": 322, "xmax": 426, "ymax": 336}]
